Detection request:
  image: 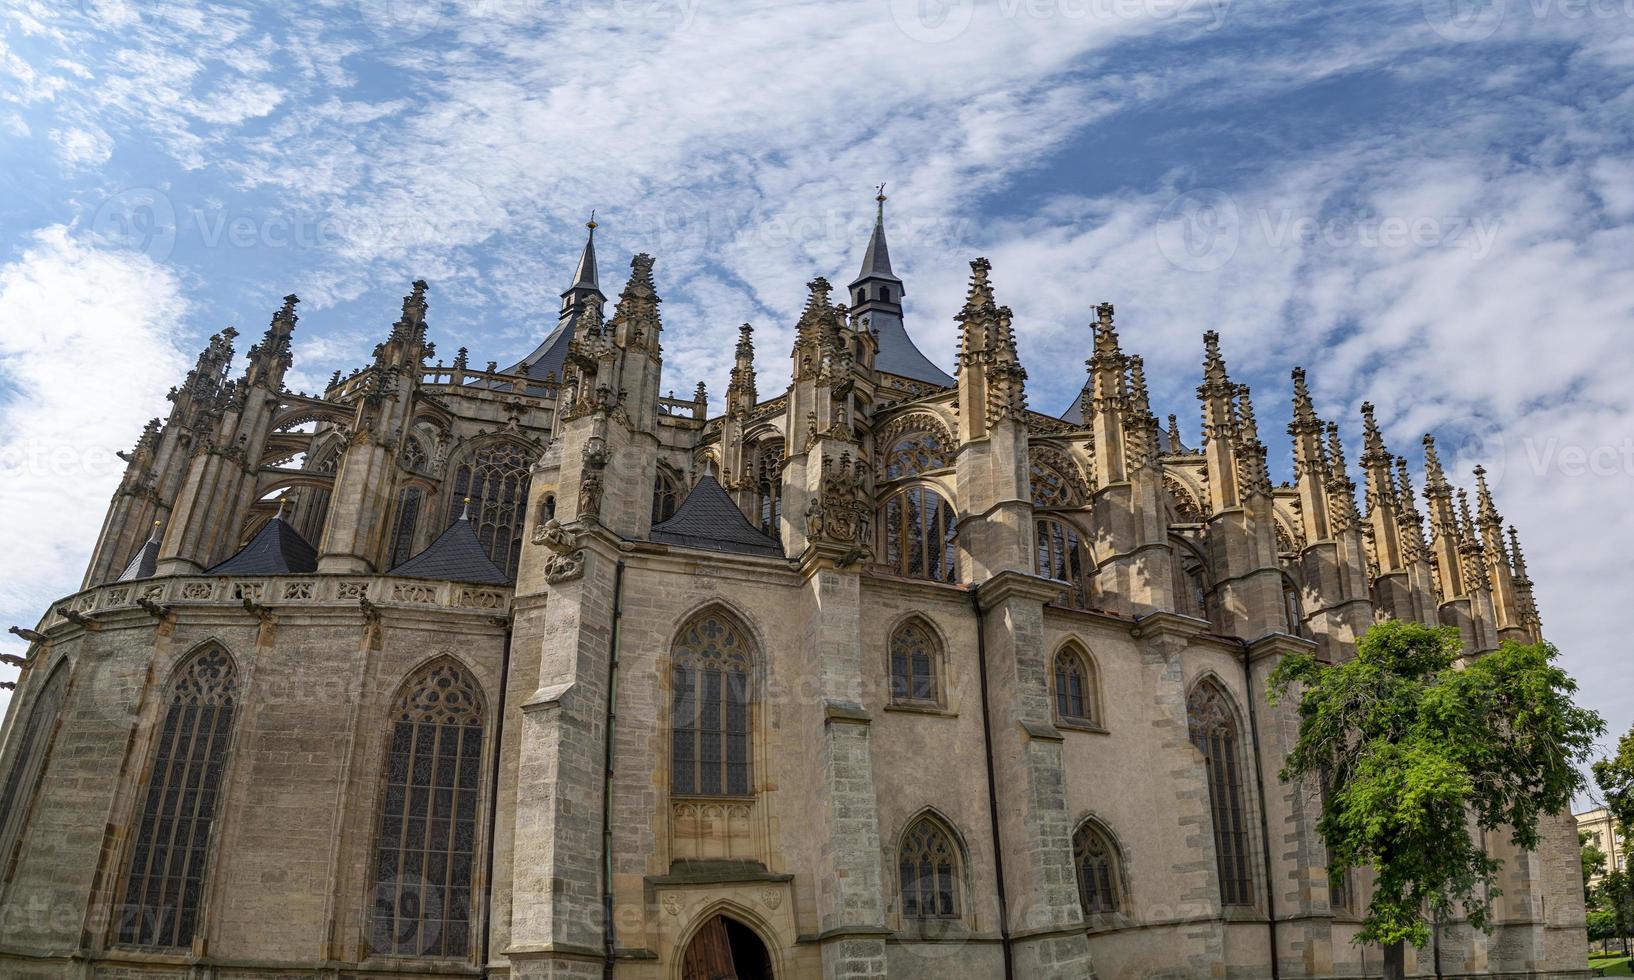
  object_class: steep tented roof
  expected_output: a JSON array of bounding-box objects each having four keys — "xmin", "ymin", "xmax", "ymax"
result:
[
  {"xmin": 651, "ymin": 476, "xmax": 784, "ymax": 558},
  {"xmin": 499, "ymin": 221, "xmax": 604, "ymax": 383},
  {"xmin": 390, "ymin": 514, "xmax": 511, "ymax": 585},
  {"xmin": 873, "ymin": 318, "xmax": 954, "ymax": 386},
  {"xmin": 207, "ymin": 517, "xmax": 318, "ymax": 575},
  {"xmin": 116, "ymin": 534, "xmax": 161, "ymax": 582}
]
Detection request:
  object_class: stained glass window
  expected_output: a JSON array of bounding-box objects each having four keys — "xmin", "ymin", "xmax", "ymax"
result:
[
  {"xmin": 113, "ymin": 645, "xmax": 238, "ymax": 948},
  {"xmin": 1029, "ymin": 458, "xmax": 1077, "ymax": 508},
  {"xmin": 653, "ymin": 470, "xmax": 682, "ymax": 525},
  {"xmin": 883, "ymin": 432, "xmax": 951, "ymax": 481},
  {"xmin": 1073, "ymin": 822, "xmax": 1121, "ymax": 915},
  {"xmin": 900, "ymin": 817, "xmax": 959, "ymax": 919},
  {"xmin": 1035, "ymin": 517, "xmax": 1094, "ymax": 609},
  {"xmin": 889, "ymin": 619, "xmax": 939, "ymax": 705},
  {"xmin": 369, "ymin": 659, "xmax": 486, "ymax": 959},
  {"xmin": 447, "ymin": 441, "xmax": 535, "ymax": 578},
  {"xmin": 1054, "ymin": 646, "xmax": 1095, "ymax": 724},
  {"xmin": 0, "ymin": 660, "xmax": 70, "ymax": 870},
  {"xmin": 671, "ymin": 611, "xmax": 754, "ymax": 797},
  {"xmin": 880, "ymin": 487, "xmax": 958, "ymax": 583},
  {"xmin": 389, "ymin": 486, "xmax": 423, "ymax": 568},
  {"xmin": 1188, "ymin": 681, "xmax": 1253, "ymax": 907}
]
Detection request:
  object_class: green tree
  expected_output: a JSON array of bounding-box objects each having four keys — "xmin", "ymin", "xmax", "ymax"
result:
[
  {"xmin": 1594, "ymin": 724, "xmax": 1634, "ymax": 843},
  {"xmin": 1585, "ymin": 831, "xmax": 1610, "ymax": 907},
  {"xmin": 1267, "ymin": 620, "xmax": 1603, "ymax": 979},
  {"xmin": 1600, "ymin": 870, "xmax": 1634, "ymax": 957}
]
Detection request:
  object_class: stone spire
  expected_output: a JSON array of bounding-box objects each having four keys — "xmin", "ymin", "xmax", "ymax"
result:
[
  {"xmin": 1358, "ymin": 402, "xmax": 1404, "ymax": 573},
  {"xmin": 846, "ymin": 185, "xmax": 951, "ymax": 386},
  {"xmin": 1508, "ymin": 524, "xmax": 1543, "ymax": 636},
  {"xmin": 1421, "ymin": 433, "xmax": 1465, "ymax": 600},
  {"xmin": 954, "ymin": 258, "xmax": 1025, "ymax": 439},
  {"xmin": 1471, "ymin": 465, "xmax": 1524, "ymax": 638},
  {"xmin": 1323, "ymin": 422, "xmax": 1361, "ymax": 534},
  {"xmin": 1235, "ymin": 384, "xmax": 1272, "ymax": 498},
  {"xmin": 1395, "ymin": 456, "xmax": 1428, "ymax": 565},
  {"xmin": 1288, "ymin": 367, "xmax": 1331, "ymax": 545},
  {"xmin": 1167, "ymin": 413, "xmax": 1183, "ymax": 454},
  {"xmin": 726, "ymin": 323, "xmax": 758, "ymax": 417},
  {"xmin": 243, "ymin": 294, "xmax": 298, "ymax": 390},
  {"xmin": 1197, "ymin": 331, "xmax": 1240, "ymax": 512},
  {"xmin": 1125, "ymin": 354, "xmax": 1161, "ymax": 471}
]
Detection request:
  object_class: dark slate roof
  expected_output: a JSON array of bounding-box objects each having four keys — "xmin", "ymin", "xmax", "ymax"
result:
[
  {"xmin": 389, "ymin": 515, "xmax": 512, "ymax": 585},
  {"xmin": 855, "ymin": 214, "xmax": 900, "ymax": 284},
  {"xmin": 501, "ymin": 316, "xmax": 576, "ymax": 382},
  {"xmin": 651, "ymin": 476, "xmax": 784, "ymax": 558},
  {"xmin": 1056, "ymin": 384, "xmax": 1178, "ymax": 452},
  {"xmin": 873, "ymin": 317, "xmax": 954, "ymax": 386},
  {"xmin": 207, "ymin": 517, "xmax": 318, "ymax": 575},
  {"xmin": 116, "ymin": 535, "xmax": 160, "ymax": 582}
]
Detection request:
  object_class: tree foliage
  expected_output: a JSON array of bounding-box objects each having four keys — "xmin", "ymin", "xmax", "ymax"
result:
[
  {"xmin": 1267, "ymin": 620, "xmax": 1603, "ymax": 949},
  {"xmin": 1595, "ymin": 724, "xmax": 1634, "ymax": 841},
  {"xmin": 1585, "ymin": 832, "xmax": 1610, "ymax": 907}
]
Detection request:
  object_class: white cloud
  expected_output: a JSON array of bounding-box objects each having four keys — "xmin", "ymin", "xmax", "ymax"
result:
[
  {"xmin": 0, "ymin": 226, "xmax": 191, "ymax": 706},
  {"xmin": 48, "ymin": 124, "xmax": 113, "ymax": 171}
]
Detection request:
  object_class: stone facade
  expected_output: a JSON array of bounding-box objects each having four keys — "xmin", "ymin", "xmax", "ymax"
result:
[{"xmin": 0, "ymin": 202, "xmax": 1588, "ymax": 979}]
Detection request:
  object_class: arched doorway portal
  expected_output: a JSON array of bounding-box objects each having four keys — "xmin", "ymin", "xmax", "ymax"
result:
[{"xmin": 680, "ymin": 913, "xmax": 773, "ymax": 980}]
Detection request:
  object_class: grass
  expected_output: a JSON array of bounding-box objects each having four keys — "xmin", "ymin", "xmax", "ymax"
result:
[{"xmin": 1589, "ymin": 953, "xmax": 1633, "ymax": 976}]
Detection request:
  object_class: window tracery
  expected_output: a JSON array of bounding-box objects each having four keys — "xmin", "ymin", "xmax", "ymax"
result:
[
  {"xmin": 1188, "ymin": 681, "xmax": 1253, "ymax": 907},
  {"xmin": 1072, "ymin": 821, "xmax": 1122, "ymax": 915},
  {"xmin": 671, "ymin": 611, "xmax": 754, "ymax": 797},
  {"xmin": 899, "ymin": 817, "xmax": 960, "ymax": 919},
  {"xmin": 879, "ymin": 486, "xmax": 958, "ymax": 582},
  {"xmin": 447, "ymin": 440, "xmax": 535, "ymax": 578},
  {"xmin": 889, "ymin": 619, "xmax": 940, "ymax": 705}
]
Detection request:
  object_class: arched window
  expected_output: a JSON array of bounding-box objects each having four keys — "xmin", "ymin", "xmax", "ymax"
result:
[
  {"xmin": 671, "ymin": 611, "xmax": 754, "ymax": 797},
  {"xmin": 401, "ymin": 436, "xmax": 428, "ymax": 473},
  {"xmin": 899, "ymin": 816, "xmax": 960, "ymax": 919},
  {"xmin": 653, "ymin": 469, "xmax": 682, "ymax": 525},
  {"xmin": 879, "ymin": 486, "xmax": 958, "ymax": 582},
  {"xmin": 113, "ymin": 645, "xmax": 238, "ymax": 948},
  {"xmin": 1053, "ymin": 644, "xmax": 1097, "ymax": 726},
  {"xmin": 1035, "ymin": 517, "xmax": 1094, "ymax": 609},
  {"xmin": 883, "ymin": 431, "xmax": 951, "ymax": 481},
  {"xmin": 1188, "ymin": 680, "xmax": 1253, "ymax": 907},
  {"xmin": 1282, "ymin": 579, "xmax": 1307, "ymax": 638},
  {"xmin": 1030, "ymin": 458, "xmax": 1078, "ymax": 509},
  {"xmin": 447, "ymin": 440, "xmax": 534, "ymax": 578},
  {"xmin": 389, "ymin": 486, "xmax": 423, "ymax": 568},
  {"xmin": 0, "ymin": 660, "xmax": 70, "ymax": 869},
  {"xmin": 369, "ymin": 659, "xmax": 486, "ymax": 958},
  {"xmin": 1072, "ymin": 821, "xmax": 1123, "ymax": 915},
  {"xmin": 889, "ymin": 618, "xmax": 940, "ymax": 706},
  {"xmin": 1173, "ymin": 542, "xmax": 1210, "ymax": 622}
]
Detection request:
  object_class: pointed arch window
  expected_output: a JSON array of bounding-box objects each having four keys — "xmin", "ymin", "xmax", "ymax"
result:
[
  {"xmin": 447, "ymin": 440, "xmax": 535, "ymax": 578},
  {"xmin": 1052, "ymin": 645, "xmax": 1098, "ymax": 726},
  {"xmin": 1029, "ymin": 457, "xmax": 1079, "ymax": 509},
  {"xmin": 1174, "ymin": 543, "xmax": 1211, "ymax": 622},
  {"xmin": 1072, "ymin": 821, "xmax": 1123, "ymax": 915},
  {"xmin": 401, "ymin": 436, "xmax": 429, "ymax": 473},
  {"xmin": 1188, "ymin": 681, "xmax": 1253, "ymax": 907},
  {"xmin": 879, "ymin": 486, "xmax": 958, "ymax": 583},
  {"xmin": 113, "ymin": 645, "xmax": 238, "ymax": 948},
  {"xmin": 369, "ymin": 659, "xmax": 486, "ymax": 959},
  {"xmin": 0, "ymin": 660, "xmax": 70, "ymax": 872},
  {"xmin": 889, "ymin": 618, "xmax": 941, "ymax": 705},
  {"xmin": 1035, "ymin": 517, "xmax": 1095, "ymax": 610},
  {"xmin": 389, "ymin": 486, "xmax": 424, "ymax": 568},
  {"xmin": 653, "ymin": 469, "xmax": 682, "ymax": 524},
  {"xmin": 671, "ymin": 611, "xmax": 754, "ymax": 797},
  {"xmin": 883, "ymin": 430, "xmax": 951, "ymax": 481},
  {"xmin": 899, "ymin": 816, "xmax": 960, "ymax": 919}
]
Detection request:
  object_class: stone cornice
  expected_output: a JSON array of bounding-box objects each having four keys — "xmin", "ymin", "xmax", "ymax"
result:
[{"xmin": 974, "ymin": 568, "xmax": 1063, "ymax": 611}]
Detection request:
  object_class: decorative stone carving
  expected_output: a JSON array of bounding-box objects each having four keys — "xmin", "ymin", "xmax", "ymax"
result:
[{"xmin": 533, "ymin": 518, "xmax": 587, "ymax": 585}]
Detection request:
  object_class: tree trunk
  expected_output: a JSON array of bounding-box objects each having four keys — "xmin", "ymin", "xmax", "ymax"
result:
[{"xmin": 1383, "ymin": 939, "xmax": 1406, "ymax": 980}]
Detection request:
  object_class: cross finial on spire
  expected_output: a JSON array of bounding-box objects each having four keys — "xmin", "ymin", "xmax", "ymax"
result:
[
  {"xmin": 875, "ymin": 182, "xmax": 887, "ymax": 215},
  {"xmin": 587, "ymin": 209, "xmax": 597, "ymax": 231}
]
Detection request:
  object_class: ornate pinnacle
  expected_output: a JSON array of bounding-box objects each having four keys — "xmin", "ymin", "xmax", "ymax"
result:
[
  {"xmin": 1422, "ymin": 433, "xmax": 1451, "ymax": 497},
  {"xmin": 1360, "ymin": 402, "xmax": 1389, "ymax": 462},
  {"xmin": 736, "ymin": 322, "xmax": 754, "ymax": 358},
  {"xmin": 276, "ymin": 294, "xmax": 299, "ymax": 324},
  {"xmin": 1472, "ymin": 464, "xmax": 1504, "ymax": 530},
  {"xmin": 1129, "ymin": 356, "xmax": 1151, "ymax": 415},
  {"xmin": 1167, "ymin": 413, "xmax": 1182, "ymax": 451},
  {"xmin": 1288, "ymin": 366, "xmax": 1323, "ymax": 438},
  {"xmin": 1507, "ymin": 526, "xmax": 1530, "ymax": 579},
  {"xmin": 1197, "ymin": 330, "xmax": 1234, "ymax": 400}
]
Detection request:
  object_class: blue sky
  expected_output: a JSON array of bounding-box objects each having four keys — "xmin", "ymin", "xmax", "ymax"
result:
[{"xmin": 2, "ymin": 0, "xmax": 1633, "ymax": 795}]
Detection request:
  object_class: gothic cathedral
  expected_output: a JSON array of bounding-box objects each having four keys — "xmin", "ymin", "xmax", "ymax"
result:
[{"xmin": 0, "ymin": 198, "xmax": 1588, "ymax": 979}]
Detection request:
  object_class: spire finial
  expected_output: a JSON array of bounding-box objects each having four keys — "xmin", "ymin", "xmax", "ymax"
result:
[
  {"xmin": 587, "ymin": 209, "xmax": 597, "ymax": 232},
  {"xmin": 460, "ymin": 496, "xmax": 472, "ymax": 521},
  {"xmin": 1167, "ymin": 413, "xmax": 1182, "ymax": 450},
  {"xmin": 149, "ymin": 519, "xmax": 163, "ymax": 542},
  {"xmin": 274, "ymin": 496, "xmax": 290, "ymax": 521},
  {"xmin": 875, "ymin": 182, "xmax": 887, "ymax": 219}
]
